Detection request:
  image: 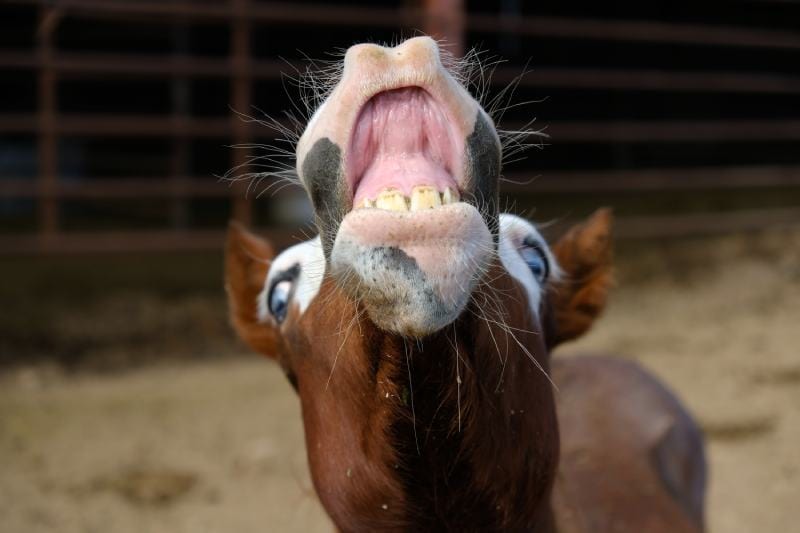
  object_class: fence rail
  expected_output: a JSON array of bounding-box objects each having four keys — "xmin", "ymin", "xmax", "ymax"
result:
[
  {"xmin": 4, "ymin": 207, "xmax": 800, "ymax": 256},
  {"xmin": 468, "ymin": 13, "xmax": 800, "ymax": 49},
  {"xmin": 5, "ymin": 51, "xmax": 800, "ymax": 94},
  {"xmin": 9, "ymin": 0, "xmax": 800, "ymax": 49},
  {"xmin": 7, "ymin": 0, "xmax": 419, "ymax": 27},
  {"xmin": 4, "ymin": 165, "xmax": 800, "ymax": 201},
  {"xmin": 4, "ymin": 114, "xmax": 800, "ymax": 142}
]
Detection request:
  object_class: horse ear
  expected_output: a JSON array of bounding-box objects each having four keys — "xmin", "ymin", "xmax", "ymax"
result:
[
  {"xmin": 547, "ymin": 208, "xmax": 614, "ymax": 347},
  {"xmin": 225, "ymin": 221, "xmax": 280, "ymax": 358}
]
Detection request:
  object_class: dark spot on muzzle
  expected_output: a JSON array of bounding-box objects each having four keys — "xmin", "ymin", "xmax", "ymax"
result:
[
  {"xmin": 367, "ymin": 246, "xmax": 450, "ymax": 331},
  {"xmin": 332, "ymin": 243, "xmax": 450, "ymax": 335},
  {"xmin": 371, "ymin": 246, "xmax": 433, "ymax": 298},
  {"xmin": 301, "ymin": 137, "xmax": 348, "ymax": 258},
  {"xmin": 465, "ymin": 112, "xmax": 501, "ymax": 241}
]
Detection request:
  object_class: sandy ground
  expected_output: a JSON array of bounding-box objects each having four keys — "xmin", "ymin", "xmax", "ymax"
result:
[{"xmin": 1, "ymin": 229, "xmax": 799, "ymax": 532}]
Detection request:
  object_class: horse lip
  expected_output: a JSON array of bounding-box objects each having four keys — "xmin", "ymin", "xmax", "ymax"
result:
[
  {"xmin": 330, "ymin": 203, "xmax": 493, "ymax": 336},
  {"xmin": 296, "ymin": 38, "xmax": 498, "ymax": 258}
]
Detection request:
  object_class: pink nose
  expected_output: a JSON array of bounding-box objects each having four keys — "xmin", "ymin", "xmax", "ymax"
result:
[{"xmin": 342, "ymin": 36, "xmax": 443, "ymax": 79}]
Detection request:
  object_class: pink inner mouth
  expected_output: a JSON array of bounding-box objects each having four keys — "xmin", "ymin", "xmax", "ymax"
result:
[{"xmin": 348, "ymin": 87, "xmax": 461, "ymax": 206}]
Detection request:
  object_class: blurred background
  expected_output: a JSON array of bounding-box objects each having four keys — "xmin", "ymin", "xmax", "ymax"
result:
[{"xmin": 1, "ymin": 1, "xmax": 798, "ymax": 532}]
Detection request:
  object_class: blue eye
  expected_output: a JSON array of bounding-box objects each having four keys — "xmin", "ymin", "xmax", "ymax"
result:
[
  {"xmin": 268, "ymin": 279, "xmax": 292, "ymax": 323},
  {"xmin": 268, "ymin": 264, "xmax": 300, "ymax": 323},
  {"xmin": 520, "ymin": 242, "xmax": 549, "ymax": 283}
]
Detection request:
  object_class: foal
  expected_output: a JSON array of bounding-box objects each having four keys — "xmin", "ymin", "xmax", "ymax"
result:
[{"xmin": 226, "ymin": 37, "xmax": 706, "ymax": 532}]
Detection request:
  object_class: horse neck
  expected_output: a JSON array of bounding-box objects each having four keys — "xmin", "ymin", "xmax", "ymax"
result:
[{"xmin": 296, "ymin": 267, "xmax": 559, "ymax": 531}]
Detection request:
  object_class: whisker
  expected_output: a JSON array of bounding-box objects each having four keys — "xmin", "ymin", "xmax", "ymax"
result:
[{"xmin": 403, "ymin": 338, "xmax": 421, "ymax": 455}]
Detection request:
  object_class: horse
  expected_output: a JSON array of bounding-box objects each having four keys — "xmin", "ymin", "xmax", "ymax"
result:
[{"xmin": 225, "ymin": 36, "xmax": 706, "ymax": 532}]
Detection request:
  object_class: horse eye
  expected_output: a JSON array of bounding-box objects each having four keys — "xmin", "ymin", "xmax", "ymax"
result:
[
  {"xmin": 520, "ymin": 245, "xmax": 549, "ymax": 284},
  {"xmin": 268, "ymin": 279, "xmax": 292, "ymax": 323}
]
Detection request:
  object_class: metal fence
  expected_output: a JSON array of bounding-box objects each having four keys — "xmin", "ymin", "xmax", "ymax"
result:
[{"xmin": 1, "ymin": 0, "xmax": 799, "ymax": 254}]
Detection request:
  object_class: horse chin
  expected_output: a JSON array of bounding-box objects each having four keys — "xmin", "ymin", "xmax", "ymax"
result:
[{"xmin": 329, "ymin": 203, "xmax": 492, "ymax": 337}]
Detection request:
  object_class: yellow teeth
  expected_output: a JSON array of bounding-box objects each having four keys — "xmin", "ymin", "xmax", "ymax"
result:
[
  {"xmin": 442, "ymin": 187, "xmax": 456, "ymax": 205},
  {"xmin": 354, "ymin": 197, "xmax": 375, "ymax": 209},
  {"xmin": 375, "ymin": 189, "xmax": 408, "ymax": 211},
  {"xmin": 409, "ymin": 186, "xmax": 441, "ymax": 211},
  {"xmin": 356, "ymin": 186, "xmax": 460, "ymax": 212}
]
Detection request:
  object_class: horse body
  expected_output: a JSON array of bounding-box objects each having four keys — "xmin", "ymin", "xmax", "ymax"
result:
[{"xmin": 553, "ymin": 356, "xmax": 706, "ymax": 533}]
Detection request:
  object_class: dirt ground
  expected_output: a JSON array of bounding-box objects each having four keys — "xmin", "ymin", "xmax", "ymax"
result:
[{"xmin": 1, "ymin": 228, "xmax": 799, "ymax": 533}]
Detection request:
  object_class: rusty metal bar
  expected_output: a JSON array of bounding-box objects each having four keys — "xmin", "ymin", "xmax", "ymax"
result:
[
  {"xmin": 3, "ymin": 165, "xmax": 800, "ymax": 200},
  {"xmin": 229, "ymin": 0, "xmax": 252, "ymax": 225},
  {"xmin": 542, "ymin": 120, "xmax": 800, "ymax": 142},
  {"xmin": 0, "ymin": 51, "xmax": 287, "ymax": 79},
  {"xmin": 4, "ymin": 115, "xmax": 800, "ymax": 142},
  {"xmin": 423, "ymin": 0, "xmax": 465, "ymax": 57},
  {"xmin": 489, "ymin": 66, "xmax": 800, "ymax": 95},
  {"xmin": 0, "ymin": 230, "xmax": 228, "ymax": 255},
  {"xmin": 8, "ymin": 1, "xmax": 798, "ymax": 50},
  {"xmin": 0, "ymin": 228, "xmax": 304, "ymax": 255},
  {"xmin": 500, "ymin": 166, "xmax": 800, "ymax": 193},
  {"xmin": 0, "ymin": 178, "xmax": 236, "ymax": 199},
  {"xmin": 5, "ymin": 51, "xmax": 800, "ymax": 95},
  {"xmin": 468, "ymin": 13, "xmax": 800, "ymax": 50},
  {"xmin": 170, "ymin": 18, "xmax": 191, "ymax": 230},
  {"xmin": 2, "ymin": 209, "xmax": 799, "ymax": 255},
  {"xmin": 6, "ymin": 0, "xmax": 419, "ymax": 27},
  {"xmin": 36, "ymin": 6, "xmax": 59, "ymax": 239},
  {"xmin": 0, "ymin": 114, "xmax": 233, "ymax": 137}
]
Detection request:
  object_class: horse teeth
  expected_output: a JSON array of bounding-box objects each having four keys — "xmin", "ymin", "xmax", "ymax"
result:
[
  {"xmin": 441, "ymin": 187, "xmax": 459, "ymax": 205},
  {"xmin": 355, "ymin": 197, "xmax": 375, "ymax": 209},
  {"xmin": 375, "ymin": 189, "xmax": 408, "ymax": 211},
  {"xmin": 358, "ymin": 186, "xmax": 460, "ymax": 211},
  {"xmin": 409, "ymin": 186, "xmax": 441, "ymax": 211}
]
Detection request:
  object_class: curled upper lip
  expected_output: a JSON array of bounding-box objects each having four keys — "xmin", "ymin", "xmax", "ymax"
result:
[
  {"xmin": 346, "ymin": 86, "xmax": 463, "ymax": 204},
  {"xmin": 296, "ymin": 37, "xmax": 486, "ymax": 211}
]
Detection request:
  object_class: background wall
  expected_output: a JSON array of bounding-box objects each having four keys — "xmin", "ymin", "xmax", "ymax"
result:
[{"xmin": 2, "ymin": 0, "xmax": 799, "ymax": 252}]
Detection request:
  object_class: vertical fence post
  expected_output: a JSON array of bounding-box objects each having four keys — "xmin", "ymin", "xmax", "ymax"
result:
[
  {"xmin": 230, "ymin": 0, "xmax": 253, "ymax": 225},
  {"xmin": 37, "ymin": 7, "xmax": 59, "ymax": 243},
  {"xmin": 423, "ymin": 0, "xmax": 465, "ymax": 58},
  {"xmin": 170, "ymin": 17, "xmax": 191, "ymax": 230}
]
